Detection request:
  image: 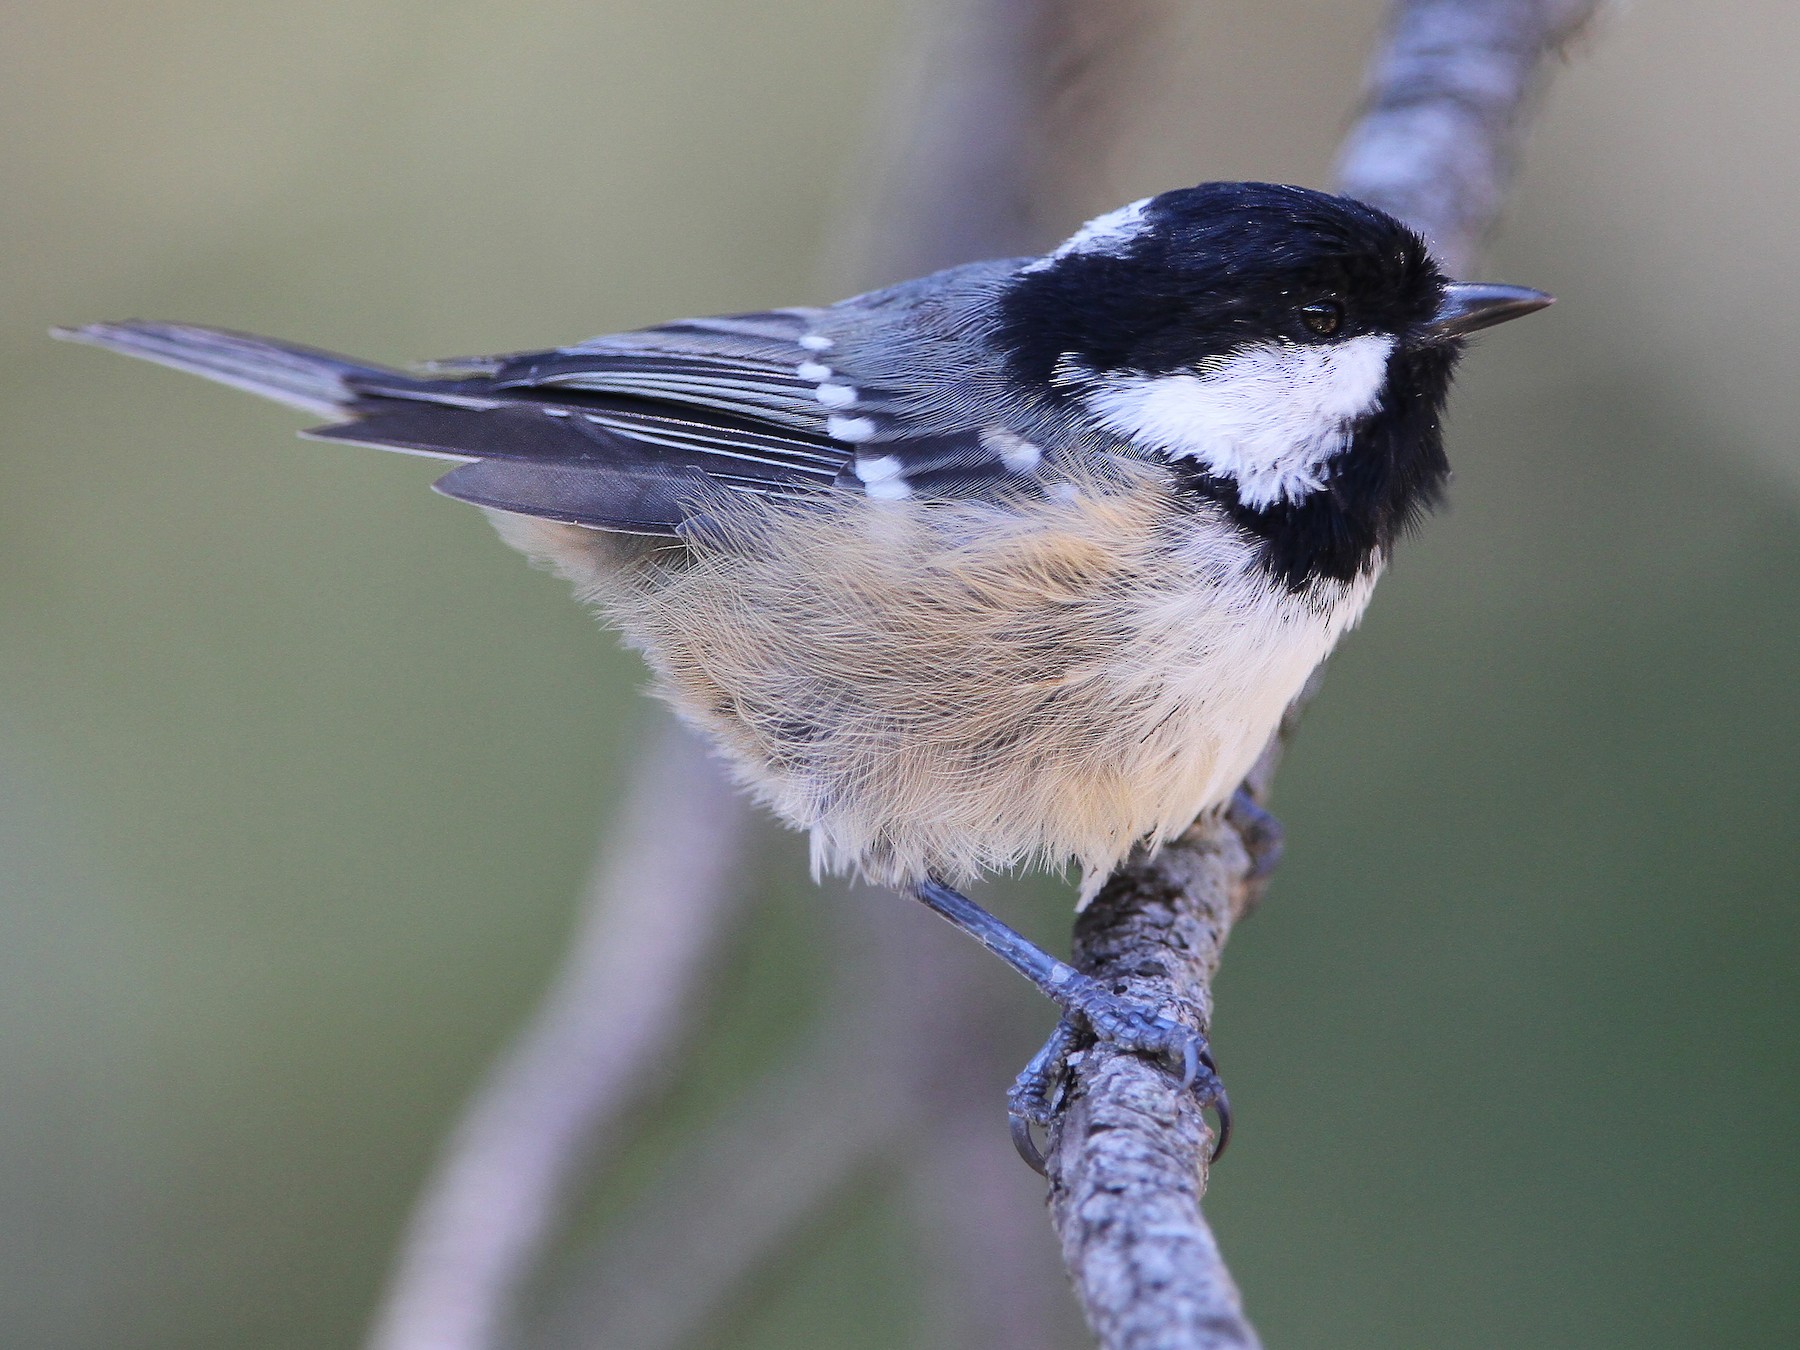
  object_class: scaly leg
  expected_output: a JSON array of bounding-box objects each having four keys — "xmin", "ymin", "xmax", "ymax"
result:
[{"xmin": 912, "ymin": 877, "xmax": 1229, "ymax": 1173}]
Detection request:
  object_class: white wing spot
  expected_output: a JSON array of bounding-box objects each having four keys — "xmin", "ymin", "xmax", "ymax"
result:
[
  {"xmin": 816, "ymin": 383, "xmax": 857, "ymax": 409},
  {"xmin": 853, "ymin": 455, "xmax": 905, "ymax": 484},
  {"xmin": 796, "ymin": 361, "xmax": 832, "ymax": 382},
  {"xmin": 980, "ymin": 427, "xmax": 1041, "ymax": 473},
  {"xmin": 827, "ymin": 415, "xmax": 877, "ymax": 442},
  {"xmin": 798, "ymin": 333, "xmax": 834, "ymax": 352}
]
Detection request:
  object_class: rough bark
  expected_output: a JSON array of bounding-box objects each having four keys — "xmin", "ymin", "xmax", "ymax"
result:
[{"xmin": 1048, "ymin": 828, "xmax": 1262, "ymax": 1350}]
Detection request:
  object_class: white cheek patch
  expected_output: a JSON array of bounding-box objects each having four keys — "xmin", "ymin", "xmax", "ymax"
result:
[{"xmin": 1080, "ymin": 334, "xmax": 1396, "ymax": 509}]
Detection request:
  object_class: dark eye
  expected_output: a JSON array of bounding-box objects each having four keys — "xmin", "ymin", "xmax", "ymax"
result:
[{"xmin": 1299, "ymin": 300, "xmax": 1343, "ymax": 337}]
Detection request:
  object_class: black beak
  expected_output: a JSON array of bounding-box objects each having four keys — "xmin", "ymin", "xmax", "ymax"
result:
[{"xmin": 1428, "ymin": 282, "xmax": 1554, "ymax": 338}]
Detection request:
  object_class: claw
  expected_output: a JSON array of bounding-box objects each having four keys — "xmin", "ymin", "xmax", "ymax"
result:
[
  {"xmin": 908, "ymin": 874, "xmax": 1238, "ymax": 1171},
  {"xmin": 1011, "ymin": 981, "xmax": 1236, "ymax": 1173},
  {"xmin": 1010, "ymin": 1109, "xmax": 1049, "ymax": 1175},
  {"xmin": 1206, "ymin": 1079, "xmax": 1232, "ymax": 1163},
  {"xmin": 1150, "ymin": 1031, "xmax": 1230, "ymax": 1161},
  {"xmin": 1192, "ymin": 1046, "xmax": 1230, "ymax": 1161}
]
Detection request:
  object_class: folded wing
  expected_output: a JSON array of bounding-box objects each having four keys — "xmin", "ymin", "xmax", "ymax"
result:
[{"xmin": 57, "ymin": 305, "xmax": 1067, "ymax": 535}]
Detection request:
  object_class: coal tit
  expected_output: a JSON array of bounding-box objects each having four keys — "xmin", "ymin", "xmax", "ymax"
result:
[{"xmin": 58, "ymin": 181, "xmax": 1550, "ymax": 1162}]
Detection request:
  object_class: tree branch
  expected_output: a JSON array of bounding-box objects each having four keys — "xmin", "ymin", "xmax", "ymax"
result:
[
  {"xmin": 1048, "ymin": 829, "xmax": 1262, "ymax": 1350},
  {"xmin": 1042, "ymin": 3, "xmax": 1605, "ymax": 1345}
]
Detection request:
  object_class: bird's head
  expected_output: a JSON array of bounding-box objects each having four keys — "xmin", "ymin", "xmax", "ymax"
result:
[{"xmin": 1000, "ymin": 181, "xmax": 1551, "ymax": 585}]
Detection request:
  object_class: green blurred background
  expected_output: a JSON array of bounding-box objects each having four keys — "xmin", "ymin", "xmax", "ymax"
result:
[{"xmin": 4, "ymin": 1, "xmax": 1797, "ymax": 1346}]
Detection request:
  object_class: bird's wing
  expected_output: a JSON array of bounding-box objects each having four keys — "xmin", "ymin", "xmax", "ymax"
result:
[
  {"xmin": 304, "ymin": 309, "xmax": 847, "ymax": 534},
  {"xmin": 59, "ymin": 309, "xmax": 1068, "ymax": 536},
  {"xmin": 346, "ymin": 303, "xmax": 1069, "ymax": 529},
  {"xmin": 477, "ymin": 308, "xmax": 835, "ymax": 431}
]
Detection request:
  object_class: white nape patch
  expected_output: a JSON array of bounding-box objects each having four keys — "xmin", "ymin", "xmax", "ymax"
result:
[
  {"xmin": 796, "ymin": 361, "xmax": 832, "ymax": 382},
  {"xmin": 827, "ymin": 415, "xmax": 877, "ymax": 442},
  {"xmin": 854, "ymin": 455, "xmax": 912, "ymax": 499},
  {"xmin": 798, "ymin": 333, "xmax": 834, "ymax": 352},
  {"xmin": 979, "ymin": 426, "xmax": 1041, "ymax": 473},
  {"xmin": 815, "ymin": 382, "xmax": 857, "ymax": 408},
  {"xmin": 1021, "ymin": 197, "xmax": 1151, "ymax": 274},
  {"xmin": 1081, "ymin": 334, "xmax": 1396, "ymax": 509}
]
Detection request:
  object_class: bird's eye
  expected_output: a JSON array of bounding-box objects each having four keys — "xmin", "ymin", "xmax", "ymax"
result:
[{"xmin": 1299, "ymin": 300, "xmax": 1343, "ymax": 337}]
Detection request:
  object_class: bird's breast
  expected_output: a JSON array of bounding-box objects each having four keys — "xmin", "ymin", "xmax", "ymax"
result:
[{"xmin": 490, "ymin": 476, "xmax": 1376, "ymax": 896}]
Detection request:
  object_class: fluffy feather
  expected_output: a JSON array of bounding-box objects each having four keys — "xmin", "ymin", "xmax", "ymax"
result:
[{"xmin": 491, "ymin": 470, "xmax": 1376, "ymax": 901}]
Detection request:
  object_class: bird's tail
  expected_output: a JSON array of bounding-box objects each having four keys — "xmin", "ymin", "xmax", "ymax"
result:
[{"xmin": 51, "ymin": 320, "xmax": 413, "ymax": 419}]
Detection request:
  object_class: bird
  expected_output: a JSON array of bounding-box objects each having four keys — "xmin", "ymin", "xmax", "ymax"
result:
[{"xmin": 57, "ymin": 180, "xmax": 1550, "ymax": 1169}]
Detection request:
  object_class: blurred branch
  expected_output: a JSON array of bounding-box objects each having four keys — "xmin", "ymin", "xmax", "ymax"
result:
[
  {"xmin": 365, "ymin": 720, "xmax": 752, "ymax": 1350},
  {"xmin": 530, "ymin": 888, "xmax": 1075, "ymax": 1350},
  {"xmin": 845, "ymin": 0, "xmax": 1168, "ymax": 283},
  {"xmin": 1041, "ymin": 2, "xmax": 1604, "ymax": 1346},
  {"xmin": 1335, "ymin": 0, "xmax": 1602, "ymax": 275},
  {"xmin": 528, "ymin": 883, "xmax": 970, "ymax": 1350}
]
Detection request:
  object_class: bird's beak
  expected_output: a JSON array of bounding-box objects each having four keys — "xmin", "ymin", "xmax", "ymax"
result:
[{"xmin": 1428, "ymin": 283, "xmax": 1554, "ymax": 338}]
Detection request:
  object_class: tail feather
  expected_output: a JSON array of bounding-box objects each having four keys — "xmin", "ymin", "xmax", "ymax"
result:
[{"xmin": 51, "ymin": 321, "xmax": 410, "ymax": 418}]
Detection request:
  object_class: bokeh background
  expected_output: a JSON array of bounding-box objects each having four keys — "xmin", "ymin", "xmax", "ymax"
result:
[{"xmin": 4, "ymin": 1, "xmax": 1798, "ymax": 1346}]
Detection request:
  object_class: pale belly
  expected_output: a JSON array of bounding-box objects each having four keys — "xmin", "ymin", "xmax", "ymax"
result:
[{"xmin": 489, "ymin": 481, "xmax": 1376, "ymax": 896}]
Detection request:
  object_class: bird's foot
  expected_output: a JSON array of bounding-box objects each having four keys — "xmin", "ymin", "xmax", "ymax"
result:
[{"xmin": 1007, "ymin": 975, "xmax": 1230, "ymax": 1175}]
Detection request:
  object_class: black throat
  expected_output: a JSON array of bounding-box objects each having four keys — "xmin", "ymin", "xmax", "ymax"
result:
[{"xmin": 1171, "ymin": 341, "xmax": 1460, "ymax": 592}]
